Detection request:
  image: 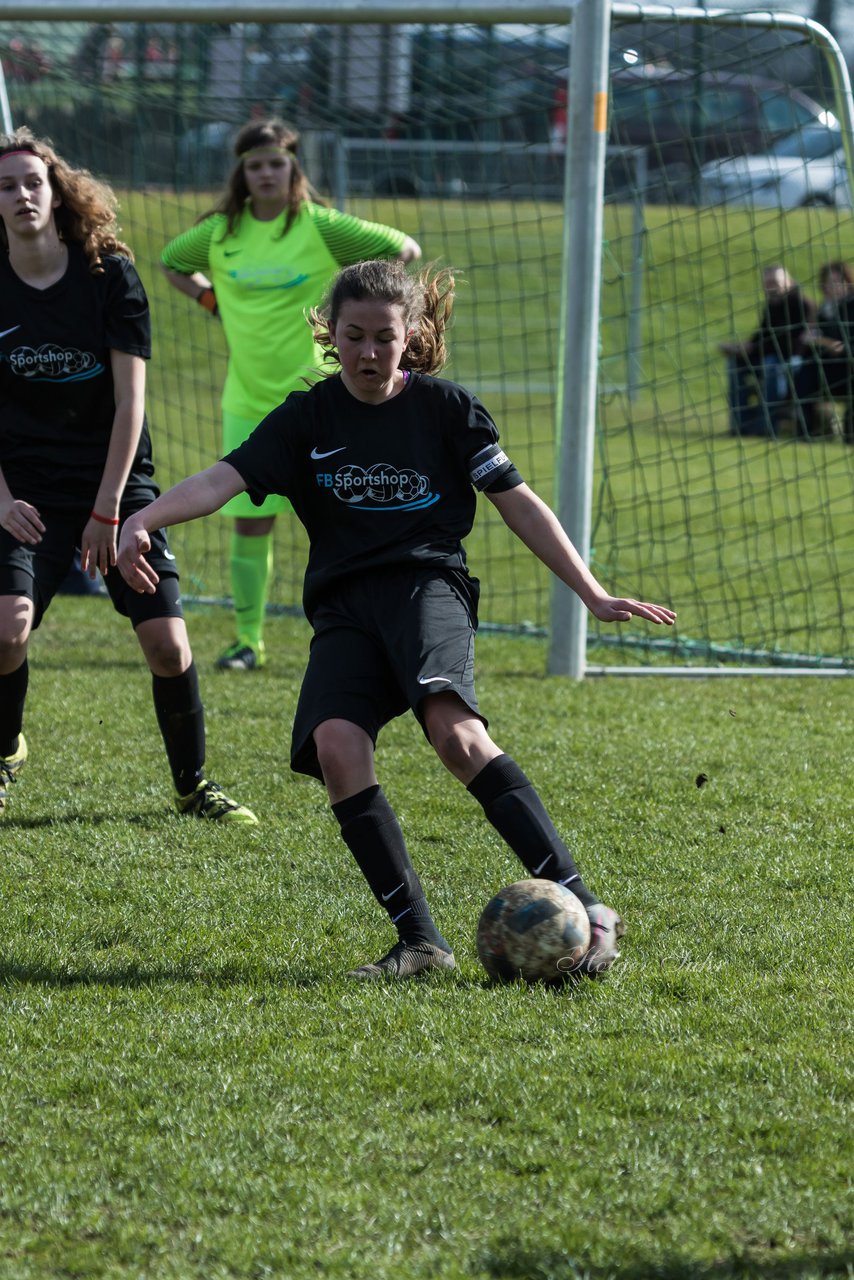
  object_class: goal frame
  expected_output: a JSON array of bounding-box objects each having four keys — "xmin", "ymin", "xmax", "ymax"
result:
[{"xmin": 4, "ymin": 0, "xmax": 854, "ymax": 679}]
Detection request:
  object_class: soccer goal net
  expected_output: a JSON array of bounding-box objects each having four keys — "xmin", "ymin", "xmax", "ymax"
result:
[{"xmin": 2, "ymin": 4, "xmax": 853, "ymax": 670}]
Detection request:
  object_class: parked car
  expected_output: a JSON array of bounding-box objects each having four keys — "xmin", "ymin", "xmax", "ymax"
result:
[
  {"xmin": 699, "ymin": 123, "xmax": 851, "ymax": 209},
  {"xmin": 552, "ymin": 66, "xmax": 837, "ymax": 194}
]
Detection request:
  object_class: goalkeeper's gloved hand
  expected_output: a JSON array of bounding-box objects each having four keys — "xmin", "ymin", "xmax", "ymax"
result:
[{"xmin": 196, "ymin": 286, "xmax": 219, "ymax": 317}]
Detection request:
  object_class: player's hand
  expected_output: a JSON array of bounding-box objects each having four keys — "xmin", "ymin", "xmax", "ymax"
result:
[
  {"xmin": 117, "ymin": 518, "xmax": 159, "ymax": 594},
  {"xmin": 196, "ymin": 286, "xmax": 219, "ymax": 319},
  {"xmin": 588, "ymin": 595, "xmax": 677, "ymax": 625},
  {"xmin": 80, "ymin": 517, "xmax": 116, "ymax": 579},
  {"xmin": 0, "ymin": 498, "xmax": 45, "ymax": 545}
]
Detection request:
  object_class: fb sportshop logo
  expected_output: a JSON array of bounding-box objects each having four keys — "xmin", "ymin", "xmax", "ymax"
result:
[
  {"xmin": 7, "ymin": 343, "xmax": 101, "ymax": 382},
  {"xmin": 316, "ymin": 462, "xmax": 439, "ymax": 512}
]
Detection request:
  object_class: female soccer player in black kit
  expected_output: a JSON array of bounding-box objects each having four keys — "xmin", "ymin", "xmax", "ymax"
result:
[
  {"xmin": 0, "ymin": 128, "xmax": 255, "ymax": 824},
  {"xmin": 118, "ymin": 259, "xmax": 676, "ymax": 978}
]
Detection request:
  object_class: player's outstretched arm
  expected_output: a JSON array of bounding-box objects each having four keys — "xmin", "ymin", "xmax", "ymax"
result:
[
  {"xmin": 487, "ymin": 483, "xmax": 676, "ymax": 626},
  {"xmin": 118, "ymin": 462, "xmax": 246, "ymax": 594}
]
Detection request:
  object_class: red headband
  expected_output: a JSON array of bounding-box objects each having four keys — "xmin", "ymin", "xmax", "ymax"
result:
[{"xmin": 0, "ymin": 149, "xmax": 39, "ymax": 159}]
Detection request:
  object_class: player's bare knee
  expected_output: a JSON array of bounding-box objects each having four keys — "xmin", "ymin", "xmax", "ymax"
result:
[
  {"xmin": 0, "ymin": 606, "xmax": 32, "ymax": 669},
  {"xmin": 430, "ymin": 723, "xmax": 477, "ymax": 774},
  {"xmin": 141, "ymin": 637, "xmax": 191, "ymax": 677},
  {"xmin": 314, "ymin": 719, "xmax": 370, "ymax": 784},
  {"xmin": 136, "ymin": 617, "xmax": 191, "ymax": 676},
  {"xmin": 0, "ymin": 631, "xmax": 27, "ymax": 672}
]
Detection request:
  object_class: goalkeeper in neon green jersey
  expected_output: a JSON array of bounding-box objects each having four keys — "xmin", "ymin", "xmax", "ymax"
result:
[{"xmin": 160, "ymin": 117, "xmax": 421, "ymax": 672}]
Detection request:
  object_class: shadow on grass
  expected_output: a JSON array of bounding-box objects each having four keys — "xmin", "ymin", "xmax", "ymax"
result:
[
  {"xmin": 477, "ymin": 1245, "xmax": 854, "ymax": 1280},
  {"xmin": 1, "ymin": 809, "xmax": 261, "ymax": 829},
  {"xmin": 3, "ymin": 812, "xmax": 163, "ymax": 829},
  {"xmin": 0, "ymin": 957, "xmax": 555, "ymax": 995},
  {"xmin": 34, "ymin": 655, "xmax": 141, "ymax": 672},
  {"xmin": 0, "ymin": 959, "xmax": 323, "ymax": 989}
]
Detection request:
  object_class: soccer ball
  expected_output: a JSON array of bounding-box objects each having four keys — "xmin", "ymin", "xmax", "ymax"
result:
[{"xmin": 476, "ymin": 879, "xmax": 591, "ymax": 984}]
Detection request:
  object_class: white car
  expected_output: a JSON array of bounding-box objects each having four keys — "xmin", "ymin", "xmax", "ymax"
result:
[{"xmin": 700, "ymin": 123, "xmax": 851, "ymax": 209}]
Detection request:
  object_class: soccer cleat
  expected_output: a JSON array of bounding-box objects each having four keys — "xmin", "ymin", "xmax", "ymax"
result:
[
  {"xmin": 175, "ymin": 779, "xmax": 257, "ymax": 825},
  {"xmin": 575, "ymin": 904, "xmax": 625, "ymax": 978},
  {"xmin": 215, "ymin": 642, "xmax": 265, "ymax": 672},
  {"xmin": 346, "ymin": 939, "xmax": 456, "ymax": 981},
  {"xmin": 0, "ymin": 733, "xmax": 27, "ymax": 816}
]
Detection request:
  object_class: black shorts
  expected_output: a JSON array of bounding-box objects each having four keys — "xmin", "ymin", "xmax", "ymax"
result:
[
  {"xmin": 291, "ymin": 565, "xmax": 485, "ymax": 781},
  {"xmin": 0, "ymin": 488, "xmax": 183, "ymax": 631}
]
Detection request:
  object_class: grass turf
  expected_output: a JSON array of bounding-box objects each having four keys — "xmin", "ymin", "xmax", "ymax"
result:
[{"xmin": 1, "ymin": 600, "xmax": 851, "ymax": 1278}]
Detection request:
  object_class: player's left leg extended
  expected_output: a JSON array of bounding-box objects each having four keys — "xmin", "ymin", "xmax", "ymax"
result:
[{"xmin": 135, "ymin": 615, "xmax": 256, "ymax": 824}]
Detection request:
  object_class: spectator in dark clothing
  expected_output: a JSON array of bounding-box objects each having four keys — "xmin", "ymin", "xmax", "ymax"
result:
[
  {"xmin": 719, "ymin": 265, "xmax": 817, "ymax": 438},
  {"xmin": 801, "ymin": 260, "xmax": 854, "ymax": 442}
]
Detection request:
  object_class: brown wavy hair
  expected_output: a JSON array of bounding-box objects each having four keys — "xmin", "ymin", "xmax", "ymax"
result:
[
  {"xmin": 311, "ymin": 260, "xmax": 456, "ymax": 376},
  {"xmin": 0, "ymin": 127, "xmax": 131, "ymax": 271},
  {"xmin": 202, "ymin": 118, "xmax": 318, "ymax": 239}
]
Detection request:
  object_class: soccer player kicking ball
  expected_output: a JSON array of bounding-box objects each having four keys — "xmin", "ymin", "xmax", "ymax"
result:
[
  {"xmin": 118, "ymin": 259, "xmax": 676, "ymax": 978},
  {"xmin": 0, "ymin": 129, "xmax": 255, "ymax": 824}
]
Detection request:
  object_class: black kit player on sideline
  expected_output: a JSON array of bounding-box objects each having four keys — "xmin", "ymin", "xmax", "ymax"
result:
[
  {"xmin": 118, "ymin": 259, "xmax": 676, "ymax": 980},
  {"xmin": 0, "ymin": 128, "xmax": 255, "ymax": 824}
]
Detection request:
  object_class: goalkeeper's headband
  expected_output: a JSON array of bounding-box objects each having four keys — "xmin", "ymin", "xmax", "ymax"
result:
[{"xmin": 239, "ymin": 145, "xmax": 297, "ymax": 160}]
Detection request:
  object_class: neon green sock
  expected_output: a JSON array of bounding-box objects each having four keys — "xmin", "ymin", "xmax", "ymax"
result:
[{"xmin": 230, "ymin": 531, "xmax": 272, "ymax": 653}]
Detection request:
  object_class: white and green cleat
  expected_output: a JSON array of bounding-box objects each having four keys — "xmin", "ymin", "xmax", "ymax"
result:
[
  {"xmin": 0, "ymin": 732, "xmax": 27, "ymax": 816},
  {"xmin": 215, "ymin": 642, "xmax": 265, "ymax": 672},
  {"xmin": 175, "ymin": 778, "xmax": 257, "ymax": 825}
]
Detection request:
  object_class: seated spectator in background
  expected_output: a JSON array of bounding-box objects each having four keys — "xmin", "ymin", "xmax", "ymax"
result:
[
  {"xmin": 800, "ymin": 260, "xmax": 854, "ymax": 442},
  {"xmin": 719, "ymin": 264, "xmax": 816, "ymax": 438}
]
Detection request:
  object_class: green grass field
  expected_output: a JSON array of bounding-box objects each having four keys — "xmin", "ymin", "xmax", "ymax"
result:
[{"xmin": 1, "ymin": 600, "xmax": 852, "ymax": 1279}]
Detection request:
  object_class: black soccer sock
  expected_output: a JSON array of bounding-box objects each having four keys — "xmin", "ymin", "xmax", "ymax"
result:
[
  {"xmin": 0, "ymin": 658, "xmax": 28, "ymax": 758},
  {"xmin": 152, "ymin": 663, "xmax": 206, "ymax": 796},
  {"xmin": 332, "ymin": 785, "xmax": 450, "ymax": 949},
  {"xmin": 466, "ymin": 754, "xmax": 599, "ymax": 909}
]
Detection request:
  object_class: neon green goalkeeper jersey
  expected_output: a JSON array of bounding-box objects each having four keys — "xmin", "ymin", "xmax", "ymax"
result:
[{"xmin": 161, "ymin": 203, "xmax": 407, "ymax": 420}]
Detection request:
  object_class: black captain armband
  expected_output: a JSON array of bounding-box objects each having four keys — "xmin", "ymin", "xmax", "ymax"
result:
[{"xmin": 468, "ymin": 443, "xmax": 523, "ymax": 493}]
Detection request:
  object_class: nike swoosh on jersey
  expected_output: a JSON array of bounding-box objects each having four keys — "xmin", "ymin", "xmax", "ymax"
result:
[
  {"xmin": 0, "ymin": 325, "xmax": 21, "ymax": 341},
  {"xmin": 310, "ymin": 446, "xmax": 347, "ymax": 460},
  {"xmin": 223, "ymin": 249, "xmax": 241, "ymax": 257}
]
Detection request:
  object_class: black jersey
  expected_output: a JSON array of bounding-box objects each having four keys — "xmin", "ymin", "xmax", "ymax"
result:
[
  {"xmin": 0, "ymin": 245, "xmax": 154, "ymax": 511},
  {"xmin": 225, "ymin": 372, "xmax": 523, "ymax": 620},
  {"xmin": 750, "ymin": 288, "xmax": 816, "ymax": 361}
]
